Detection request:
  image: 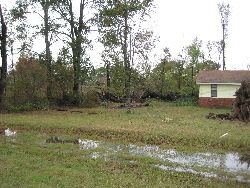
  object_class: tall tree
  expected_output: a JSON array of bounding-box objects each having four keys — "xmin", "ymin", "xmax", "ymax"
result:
[
  {"xmin": 40, "ymin": 0, "xmax": 53, "ymax": 102},
  {"xmin": 218, "ymin": 3, "xmax": 230, "ymax": 70},
  {"xmin": 0, "ymin": 4, "xmax": 7, "ymax": 104},
  {"xmin": 95, "ymin": 0, "xmax": 153, "ymax": 112},
  {"xmin": 52, "ymin": 0, "xmax": 91, "ymax": 104},
  {"xmin": 186, "ymin": 38, "xmax": 203, "ymax": 96},
  {"xmin": 159, "ymin": 47, "xmax": 171, "ymax": 95},
  {"xmin": 11, "ymin": 0, "xmax": 58, "ymax": 103}
]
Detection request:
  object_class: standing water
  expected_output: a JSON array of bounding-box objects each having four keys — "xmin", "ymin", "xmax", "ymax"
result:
[{"xmin": 78, "ymin": 139, "xmax": 250, "ymax": 183}]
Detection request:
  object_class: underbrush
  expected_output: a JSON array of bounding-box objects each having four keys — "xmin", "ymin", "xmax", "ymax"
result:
[
  {"xmin": 172, "ymin": 96, "xmax": 198, "ymax": 106},
  {"xmin": 9, "ymin": 102, "xmax": 48, "ymax": 112}
]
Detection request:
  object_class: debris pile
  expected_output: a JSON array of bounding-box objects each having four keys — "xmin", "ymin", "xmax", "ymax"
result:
[
  {"xmin": 46, "ymin": 136, "xmax": 79, "ymax": 144},
  {"xmin": 206, "ymin": 113, "xmax": 234, "ymax": 120},
  {"xmin": 111, "ymin": 103, "xmax": 149, "ymax": 109}
]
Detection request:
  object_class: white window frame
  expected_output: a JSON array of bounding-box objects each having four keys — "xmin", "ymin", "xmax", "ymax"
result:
[{"xmin": 211, "ymin": 84, "xmax": 217, "ymax": 97}]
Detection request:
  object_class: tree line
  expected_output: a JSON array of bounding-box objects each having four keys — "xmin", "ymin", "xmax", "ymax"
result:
[{"xmin": 0, "ymin": 0, "xmax": 229, "ymax": 111}]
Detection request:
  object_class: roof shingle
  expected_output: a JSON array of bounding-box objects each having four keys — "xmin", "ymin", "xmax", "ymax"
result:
[{"xmin": 196, "ymin": 70, "xmax": 250, "ymax": 83}]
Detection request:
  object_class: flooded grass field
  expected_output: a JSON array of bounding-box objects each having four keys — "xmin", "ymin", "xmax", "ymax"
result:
[
  {"xmin": 0, "ymin": 102, "xmax": 250, "ymax": 187},
  {"xmin": 1, "ymin": 128, "xmax": 249, "ymax": 187}
]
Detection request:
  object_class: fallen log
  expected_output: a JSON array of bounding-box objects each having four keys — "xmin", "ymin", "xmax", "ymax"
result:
[
  {"xmin": 111, "ymin": 103, "xmax": 149, "ymax": 109},
  {"xmin": 206, "ymin": 113, "xmax": 235, "ymax": 120}
]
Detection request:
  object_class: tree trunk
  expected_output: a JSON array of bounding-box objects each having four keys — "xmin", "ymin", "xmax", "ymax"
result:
[
  {"xmin": 106, "ymin": 61, "xmax": 110, "ymax": 97},
  {"xmin": 42, "ymin": 0, "xmax": 52, "ymax": 102},
  {"xmin": 69, "ymin": 0, "xmax": 85, "ymax": 105},
  {"xmin": 123, "ymin": 2, "xmax": 131, "ymax": 113},
  {"xmin": 191, "ymin": 65, "xmax": 194, "ymax": 96},
  {"xmin": 0, "ymin": 5, "xmax": 7, "ymax": 104},
  {"xmin": 222, "ymin": 23, "xmax": 225, "ymax": 70}
]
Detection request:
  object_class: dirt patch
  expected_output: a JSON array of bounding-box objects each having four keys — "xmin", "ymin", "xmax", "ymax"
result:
[{"xmin": 0, "ymin": 124, "xmax": 8, "ymax": 135}]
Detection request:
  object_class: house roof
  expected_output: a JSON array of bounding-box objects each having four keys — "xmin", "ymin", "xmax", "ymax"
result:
[{"xmin": 196, "ymin": 70, "xmax": 250, "ymax": 84}]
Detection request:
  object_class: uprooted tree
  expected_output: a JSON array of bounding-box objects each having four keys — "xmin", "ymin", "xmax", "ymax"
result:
[{"xmin": 232, "ymin": 81, "xmax": 250, "ymax": 123}]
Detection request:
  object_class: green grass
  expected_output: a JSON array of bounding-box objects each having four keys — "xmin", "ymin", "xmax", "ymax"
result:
[
  {"xmin": 0, "ymin": 132, "xmax": 248, "ymax": 187},
  {"xmin": 0, "ymin": 101, "xmax": 249, "ymax": 150}
]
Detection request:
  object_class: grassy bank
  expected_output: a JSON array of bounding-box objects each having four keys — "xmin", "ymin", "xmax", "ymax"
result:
[{"xmin": 0, "ymin": 101, "xmax": 249, "ymax": 150}]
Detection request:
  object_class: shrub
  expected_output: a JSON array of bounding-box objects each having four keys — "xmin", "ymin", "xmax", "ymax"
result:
[
  {"xmin": 81, "ymin": 90, "xmax": 100, "ymax": 108},
  {"xmin": 9, "ymin": 102, "xmax": 45, "ymax": 112},
  {"xmin": 6, "ymin": 57, "xmax": 48, "ymax": 107},
  {"xmin": 173, "ymin": 96, "xmax": 198, "ymax": 107}
]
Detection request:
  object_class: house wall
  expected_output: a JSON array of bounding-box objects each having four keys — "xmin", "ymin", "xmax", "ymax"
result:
[
  {"xmin": 198, "ymin": 84, "xmax": 240, "ymax": 108},
  {"xmin": 199, "ymin": 97, "xmax": 235, "ymax": 108},
  {"xmin": 199, "ymin": 84, "xmax": 240, "ymax": 98}
]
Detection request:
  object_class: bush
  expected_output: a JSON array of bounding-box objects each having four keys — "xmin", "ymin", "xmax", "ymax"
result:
[
  {"xmin": 173, "ymin": 96, "xmax": 198, "ymax": 107},
  {"xmin": 81, "ymin": 90, "xmax": 100, "ymax": 108},
  {"xmin": 6, "ymin": 57, "xmax": 48, "ymax": 107},
  {"xmin": 9, "ymin": 102, "xmax": 47, "ymax": 112}
]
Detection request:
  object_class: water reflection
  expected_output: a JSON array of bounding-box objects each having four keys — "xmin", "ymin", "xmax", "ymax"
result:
[
  {"xmin": 4, "ymin": 128, "xmax": 17, "ymax": 136},
  {"xmin": 239, "ymin": 153, "xmax": 250, "ymax": 167},
  {"xmin": 78, "ymin": 139, "xmax": 250, "ymax": 182},
  {"xmin": 128, "ymin": 144, "xmax": 250, "ymax": 174}
]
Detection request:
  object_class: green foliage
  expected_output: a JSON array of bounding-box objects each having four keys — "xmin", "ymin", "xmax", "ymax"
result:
[
  {"xmin": 6, "ymin": 57, "xmax": 48, "ymax": 107},
  {"xmin": 173, "ymin": 96, "xmax": 198, "ymax": 107},
  {"xmin": 51, "ymin": 51, "xmax": 74, "ymax": 104},
  {"xmin": 81, "ymin": 90, "xmax": 100, "ymax": 108},
  {"xmin": 9, "ymin": 102, "xmax": 43, "ymax": 112}
]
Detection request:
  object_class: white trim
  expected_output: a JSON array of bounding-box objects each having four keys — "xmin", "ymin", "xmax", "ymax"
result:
[{"xmin": 197, "ymin": 83, "xmax": 241, "ymax": 85}]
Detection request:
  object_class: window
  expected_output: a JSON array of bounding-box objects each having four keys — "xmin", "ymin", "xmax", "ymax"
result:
[{"xmin": 211, "ymin": 84, "xmax": 217, "ymax": 97}]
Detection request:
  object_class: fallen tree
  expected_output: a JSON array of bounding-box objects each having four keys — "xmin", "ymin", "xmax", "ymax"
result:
[{"xmin": 232, "ymin": 81, "xmax": 250, "ymax": 123}]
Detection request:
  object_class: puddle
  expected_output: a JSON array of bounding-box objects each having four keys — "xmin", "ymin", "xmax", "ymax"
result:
[
  {"xmin": 4, "ymin": 128, "xmax": 17, "ymax": 136},
  {"xmin": 155, "ymin": 164, "xmax": 218, "ymax": 178},
  {"xmin": 128, "ymin": 145, "xmax": 250, "ymax": 175},
  {"xmin": 76, "ymin": 138, "xmax": 250, "ymax": 182},
  {"xmin": 78, "ymin": 139, "xmax": 100, "ymax": 150}
]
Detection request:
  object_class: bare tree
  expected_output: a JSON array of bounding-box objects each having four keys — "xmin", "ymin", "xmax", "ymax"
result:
[
  {"xmin": 0, "ymin": 4, "xmax": 7, "ymax": 104},
  {"xmin": 218, "ymin": 3, "xmax": 230, "ymax": 70}
]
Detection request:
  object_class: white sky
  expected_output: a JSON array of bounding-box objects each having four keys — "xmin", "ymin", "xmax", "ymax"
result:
[
  {"xmin": 151, "ymin": 0, "xmax": 250, "ymax": 70},
  {"xmin": 2, "ymin": 0, "xmax": 250, "ymax": 70}
]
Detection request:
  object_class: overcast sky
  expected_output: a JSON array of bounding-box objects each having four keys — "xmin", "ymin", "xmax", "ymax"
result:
[
  {"xmin": 151, "ymin": 0, "xmax": 250, "ymax": 70},
  {"xmin": 2, "ymin": 0, "xmax": 250, "ymax": 70}
]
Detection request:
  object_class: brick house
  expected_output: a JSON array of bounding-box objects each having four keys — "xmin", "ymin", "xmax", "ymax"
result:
[{"xmin": 196, "ymin": 70, "xmax": 250, "ymax": 108}]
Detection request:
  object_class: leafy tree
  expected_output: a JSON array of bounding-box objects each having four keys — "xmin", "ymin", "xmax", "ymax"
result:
[
  {"xmin": 10, "ymin": 0, "xmax": 61, "ymax": 103},
  {"xmin": 51, "ymin": 47, "xmax": 74, "ymax": 105},
  {"xmin": 185, "ymin": 38, "xmax": 203, "ymax": 96},
  {"xmin": 52, "ymin": 0, "xmax": 92, "ymax": 104},
  {"xmin": 95, "ymin": 0, "xmax": 154, "ymax": 112},
  {"xmin": 9, "ymin": 0, "xmax": 33, "ymax": 54},
  {"xmin": 152, "ymin": 48, "xmax": 173, "ymax": 95},
  {"xmin": 7, "ymin": 57, "xmax": 47, "ymax": 106},
  {"xmin": 218, "ymin": 2, "xmax": 230, "ymax": 70}
]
